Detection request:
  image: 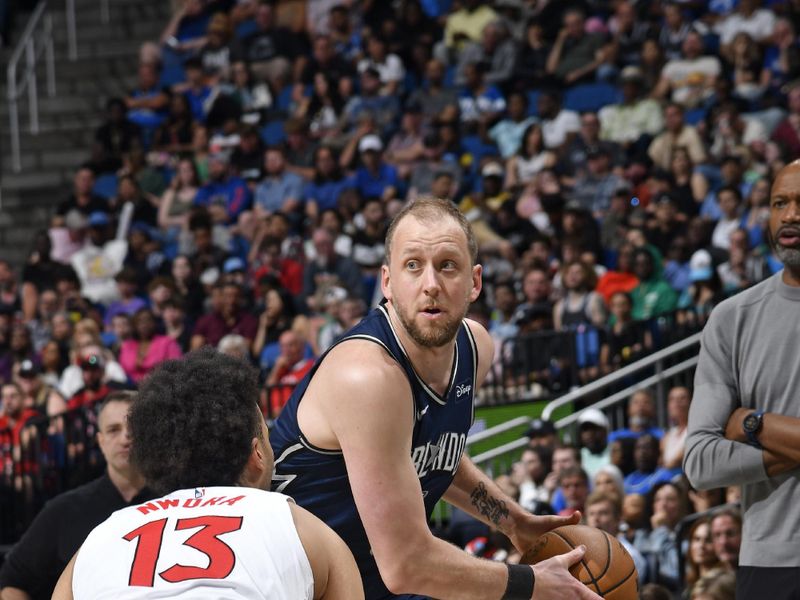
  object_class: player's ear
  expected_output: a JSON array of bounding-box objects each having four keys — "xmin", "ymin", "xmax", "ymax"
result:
[
  {"xmin": 380, "ymin": 263, "xmax": 392, "ymax": 300},
  {"xmin": 239, "ymin": 437, "xmax": 267, "ymax": 487},
  {"xmin": 469, "ymin": 264, "xmax": 482, "ymax": 302}
]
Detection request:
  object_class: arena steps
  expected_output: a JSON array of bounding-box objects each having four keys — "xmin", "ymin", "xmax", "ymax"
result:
[{"xmin": 0, "ymin": 0, "xmax": 171, "ymax": 267}]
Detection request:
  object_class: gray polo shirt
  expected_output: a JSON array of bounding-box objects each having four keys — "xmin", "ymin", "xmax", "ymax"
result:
[{"xmin": 684, "ymin": 271, "xmax": 800, "ymax": 567}]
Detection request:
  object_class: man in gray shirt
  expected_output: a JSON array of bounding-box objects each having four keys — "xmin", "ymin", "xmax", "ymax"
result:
[{"xmin": 684, "ymin": 160, "xmax": 800, "ymax": 599}]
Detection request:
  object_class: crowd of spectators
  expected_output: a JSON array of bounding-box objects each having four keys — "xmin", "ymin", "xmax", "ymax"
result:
[
  {"xmin": 450, "ymin": 385, "xmax": 743, "ymax": 599},
  {"xmin": 0, "ymin": 0, "xmax": 793, "ymax": 594}
]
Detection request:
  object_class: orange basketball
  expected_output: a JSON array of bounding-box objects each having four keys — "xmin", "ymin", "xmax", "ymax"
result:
[{"xmin": 519, "ymin": 524, "xmax": 638, "ymax": 599}]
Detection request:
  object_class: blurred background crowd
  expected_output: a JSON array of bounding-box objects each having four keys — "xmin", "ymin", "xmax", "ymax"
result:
[{"xmin": 0, "ymin": 0, "xmax": 796, "ymax": 598}]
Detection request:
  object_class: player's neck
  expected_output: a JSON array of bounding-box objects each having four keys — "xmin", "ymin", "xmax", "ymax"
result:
[
  {"xmin": 782, "ymin": 266, "xmax": 800, "ymax": 287},
  {"xmin": 108, "ymin": 465, "xmax": 146, "ymax": 502}
]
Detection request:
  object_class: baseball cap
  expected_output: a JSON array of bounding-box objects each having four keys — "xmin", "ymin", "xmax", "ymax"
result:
[
  {"xmin": 18, "ymin": 359, "xmax": 39, "ymax": 378},
  {"xmin": 620, "ymin": 65, "xmax": 644, "ymax": 83},
  {"xmin": 65, "ymin": 210, "xmax": 88, "ymax": 231},
  {"xmin": 526, "ymin": 418, "xmax": 556, "ymax": 438},
  {"xmin": 481, "ymin": 162, "xmax": 504, "ymax": 178},
  {"xmin": 689, "ymin": 249, "xmax": 713, "ymax": 282},
  {"xmin": 80, "ymin": 353, "xmax": 105, "ymax": 370},
  {"xmin": 87, "ymin": 211, "xmax": 110, "ymax": 227},
  {"xmin": 513, "ymin": 303, "xmax": 552, "ymax": 326},
  {"xmin": 578, "ymin": 408, "xmax": 609, "ymax": 430},
  {"xmin": 358, "ymin": 134, "xmax": 383, "ymax": 154},
  {"xmin": 223, "ymin": 257, "xmax": 246, "ymax": 274}
]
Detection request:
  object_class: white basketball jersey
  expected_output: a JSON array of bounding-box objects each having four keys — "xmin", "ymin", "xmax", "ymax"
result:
[{"xmin": 73, "ymin": 487, "xmax": 314, "ymax": 599}]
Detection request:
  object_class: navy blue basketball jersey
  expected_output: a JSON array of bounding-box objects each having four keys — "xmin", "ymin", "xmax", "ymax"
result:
[{"xmin": 270, "ymin": 304, "xmax": 478, "ymax": 600}]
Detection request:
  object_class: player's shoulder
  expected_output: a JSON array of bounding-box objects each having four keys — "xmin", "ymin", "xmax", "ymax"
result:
[{"xmin": 322, "ymin": 335, "xmax": 407, "ymax": 388}]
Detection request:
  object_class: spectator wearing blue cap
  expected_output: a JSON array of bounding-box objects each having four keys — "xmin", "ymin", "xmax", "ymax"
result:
[{"xmin": 69, "ymin": 211, "xmax": 128, "ymax": 306}]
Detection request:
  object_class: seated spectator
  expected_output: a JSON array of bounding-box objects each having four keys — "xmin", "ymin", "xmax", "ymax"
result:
[
  {"xmin": 384, "ymin": 103, "xmax": 425, "ymax": 179},
  {"xmin": 553, "ymin": 260, "xmax": 606, "ymax": 332},
  {"xmin": 216, "ymin": 333, "xmax": 250, "ymax": 361},
  {"xmin": 65, "ymin": 351, "xmax": 124, "ymax": 410},
  {"xmin": 715, "ymin": 0, "xmax": 775, "ymax": 51},
  {"xmin": 70, "ymin": 212, "xmax": 128, "ymax": 307},
  {"xmin": 599, "ymin": 66, "xmax": 664, "ymax": 152},
  {"xmin": 198, "ymin": 12, "xmax": 233, "ymax": 81},
  {"xmin": 408, "ymin": 132, "xmax": 463, "ymax": 200},
  {"xmin": 608, "ymin": 1, "xmax": 651, "ymax": 70},
  {"xmin": 265, "ymin": 329, "xmax": 315, "ymax": 417},
  {"xmin": 577, "ymin": 408, "xmax": 611, "ymax": 478},
  {"xmin": 609, "ymin": 388, "xmax": 664, "ymax": 442},
  {"xmin": 294, "ymin": 72, "xmax": 345, "ymax": 142},
  {"xmin": 685, "ymin": 518, "xmax": 727, "ymax": 597},
  {"xmin": 571, "ymin": 147, "xmax": 628, "ymax": 216},
  {"xmin": 253, "ymin": 145, "xmax": 304, "ymax": 221},
  {"xmin": 118, "ymin": 308, "xmax": 182, "ymax": 384},
  {"xmin": 455, "ymin": 20, "xmax": 516, "ymax": 89},
  {"xmin": 661, "ymin": 386, "xmax": 690, "ymax": 470},
  {"xmin": 357, "ymin": 34, "xmax": 405, "ymax": 96},
  {"xmin": 457, "ymin": 61, "xmax": 506, "ymax": 126},
  {"xmin": 162, "ymin": 297, "xmax": 191, "ymax": 353},
  {"xmin": 505, "ymin": 123, "xmax": 556, "ymax": 192},
  {"xmin": 90, "ymin": 98, "xmax": 142, "ymax": 174},
  {"xmin": 302, "ymin": 146, "xmax": 350, "ymax": 223},
  {"xmin": 710, "ymin": 508, "xmax": 742, "ymax": 570},
  {"xmin": 537, "ymin": 89, "xmax": 580, "ymax": 152},
  {"xmin": 442, "ymin": 0, "xmax": 498, "ymax": 54},
  {"xmin": 624, "ymin": 435, "xmax": 679, "ymax": 496},
  {"xmin": 407, "ymin": 59, "xmax": 459, "ymax": 126},
  {"xmin": 233, "ymin": 2, "xmax": 301, "ymax": 86},
  {"xmin": 525, "ymin": 418, "xmax": 557, "ymax": 451},
  {"xmin": 158, "ymin": 157, "xmax": 200, "ymax": 238},
  {"xmin": 600, "ymin": 291, "xmax": 652, "ymax": 375},
  {"xmin": 125, "ymin": 61, "xmax": 170, "ymax": 132},
  {"xmin": 630, "ymin": 247, "xmax": 678, "ymax": 320},
  {"xmin": 152, "ymin": 93, "xmax": 195, "ymax": 156},
  {"xmin": 677, "ymin": 249, "xmax": 725, "ymax": 329},
  {"xmin": 558, "ymin": 466, "xmax": 590, "ymax": 517},
  {"xmin": 52, "ymin": 167, "xmax": 108, "ymax": 228},
  {"xmin": 593, "ymin": 464, "xmax": 625, "ymax": 502},
  {"xmin": 252, "ymin": 286, "xmax": 300, "ymax": 369},
  {"xmin": 653, "ymin": 31, "xmax": 721, "ymax": 109},
  {"xmin": 658, "ymin": 2, "xmax": 691, "ymax": 62},
  {"xmin": 347, "ymin": 135, "xmax": 400, "ymax": 203},
  {"xmin": 648, "ymin": 103, "xmax": 708, "ymax": 171},
  {"xmin": 513, "ymin": 20, "xmax": 551, "ymax": 90},
  {"xmin": 103, "ymin": 268, "xmax": 147, "ymax": 329},
  {"xmin": 303, "ymin": 227, "xmax": 364, "ymax": 310},
  {"xmin": 340, "ymin": 68, "xmax": 399, "ymax": 139},
  {"xmin": 229, "ymin": 125, "xmax": 264, "ymax": 184},
  {"xmin": 585, "ymin": 491, "xmax": 648, "ymax": 586},
  {"xmin": 516, "ymin": 446, "xmax": 552, "ymax": 512},
  {"xmin": 190, "ymin": 281, "xmax": 257, "ymax": 350},
  {"xmin": 193, "ymin": 151, "xmax": 252, "ymax": 226},
  {"xmin": 317, "ymin": 295, "xmax": 366, "ymax": 353},
  {"xmin": 0, "ymin": 382, "xmax": 40, "ymax": 486},
  {"xmin": 546, "ymin": 7, "xmax": 609, "ymax": 85},
  {"xmin": 634, "ymin": 481, "xmax": 686, "ymax": 591},
  {"xmin": 546, "ymin": 444, "xmax": 582, "ymax": 513},
  {"xmin": 490, "ymin": 93, "xmax": 537, "ymax": 161}
]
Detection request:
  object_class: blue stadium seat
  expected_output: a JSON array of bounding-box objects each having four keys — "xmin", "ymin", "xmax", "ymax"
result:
[
  {"xmin": 564, "ymin": 83, "xmax": 621, "ymax": 113},
  {"xmin": 260, "ymin": 120, "xmax": 286, "ymax": 145},
  {"xmin": 684, "ymin": 108, "xmax": 707, "ymax": 125},
  {"xmin": 234, "ymin": 18, "xmax": 257, "ymax": 40},
  {"xmin": 526, "ymin": 90, "xmax": 541, "ymax": 117},
  {"xmin": 93, "ymin": 174, "xmax": 118, "ymax": 199},
  {"xmin": 275, "ymin": 85, "xmax": 294, "ymax": 112},
  {"xmin": 159, "ymin": 63, "xmax": 186, "ymax": 87}
]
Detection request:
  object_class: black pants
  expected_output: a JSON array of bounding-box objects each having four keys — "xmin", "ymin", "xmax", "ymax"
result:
[{"xmin": 738, "ymin": 566, "xmax": 800, "ymax": 600}]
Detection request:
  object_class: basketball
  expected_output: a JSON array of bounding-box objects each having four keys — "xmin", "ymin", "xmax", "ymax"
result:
[{"xmin": 519, "ymin": 524, "xmax": 638, "ymax": 599}]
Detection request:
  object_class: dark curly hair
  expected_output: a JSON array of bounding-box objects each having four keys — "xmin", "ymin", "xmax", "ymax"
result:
[{"xmin": 129, "ymin": 347, "xmax": 263, "ymax": 495}]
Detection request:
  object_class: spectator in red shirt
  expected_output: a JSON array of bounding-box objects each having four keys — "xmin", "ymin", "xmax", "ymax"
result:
[
  {"xmin": 250, "ymin": 235, "xmax": 304, "ymax": 296},
  {"xmin": 66, "ymin": 353, "xmax": 119, "ymax": 411},
  {"xmin": 0, "ymin": 382, "xmax": 40, "ymax": 486},
  {"xmin": 190, "ymin": 281, "xmax": 258, "ymax": 349},
  {"xmin": 265, "ymin": 330, "xmax": 314, "ymax": 417}
]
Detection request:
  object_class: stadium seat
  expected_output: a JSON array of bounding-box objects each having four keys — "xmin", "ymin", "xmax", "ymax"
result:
[
  {"xmin": 684, "ymin": 108, "xmax": 707, "ymax": 125},
  {"xmin": 260, "ymin": 120, "xmax": 286, "ymax": 145},
  {"xmin": 564, "ymin": 83, "xmax": 621, "ymax": 113},
  {"xmin": 527, "ymin": 90, "xmax": 541, "ymax": 117},
  {"xmin": 92, "ymin": 174, "xmax": 118, "ymax": 199},
  {"xmin": 234, "ymin": 18, "xmax": 257, "ymax": 40}
]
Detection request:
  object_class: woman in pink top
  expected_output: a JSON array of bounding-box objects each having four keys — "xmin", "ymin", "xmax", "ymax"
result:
[{"xmin": 119, "ymin": 308, "xmax": 182, "ymax": 383}]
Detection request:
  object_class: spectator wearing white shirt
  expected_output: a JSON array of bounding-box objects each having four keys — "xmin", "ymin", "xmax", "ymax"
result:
[
  {"xmin": 715, "ymin": 0, "xmax": 776, "ymax": 49},
  {"xmin": 357, "ymin": 35, "xmax": 405, "ymax": 96},
  {"xmin": 654, "ymin": 30, "xmax": 721, "ymax": 109},
  {"xmin": 70, "ymin": 212, "xmax": 128, "ymax": 306},
  {"xmin": 537, "ymin": 89, "xmax": 580, "ymax": 152}
]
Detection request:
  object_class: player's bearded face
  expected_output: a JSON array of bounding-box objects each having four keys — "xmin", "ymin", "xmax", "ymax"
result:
[{"xmin": 393, "ymin": 291, "xmax": 469, "ymax": 348}]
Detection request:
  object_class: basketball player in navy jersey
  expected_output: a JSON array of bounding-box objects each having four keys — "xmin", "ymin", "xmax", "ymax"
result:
[{"xmin": 271, "ymin": 198, "xmax": 601, "ymax": 600}]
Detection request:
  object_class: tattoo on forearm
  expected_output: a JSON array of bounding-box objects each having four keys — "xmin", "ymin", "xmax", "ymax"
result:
[{"xmin": 470, "ymin": 482, "xmax": 509, "ymax": 526}]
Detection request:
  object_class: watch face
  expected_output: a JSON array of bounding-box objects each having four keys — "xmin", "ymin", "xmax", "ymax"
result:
[{"xmin": 743, "ymin": 414, "xmax": 760, "ymax": 433}]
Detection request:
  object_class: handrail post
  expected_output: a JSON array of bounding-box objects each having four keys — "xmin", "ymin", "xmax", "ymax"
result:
[
  {"xmin": 45, "ymin": 14, "xmax": 56, "ymax": 97},
  {"xmin": 655, "ymin": 358, "xmax": 665, "ymax": 429},
  {"xmin": 66, "ymin": 0, "xmax": 77, "ymax": 60},
  {"xmin": 9, "ymin": 94, "xmax": 21, "ymax": 173},
  {"xmin": 26, "ymin": 40, "xmax": 39, "ymax": 135}
]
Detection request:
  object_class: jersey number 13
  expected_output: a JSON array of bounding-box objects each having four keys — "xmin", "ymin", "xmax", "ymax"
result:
[{"xmin": 123, "ymin": 515, "xmax": 243, "ymax": 587}]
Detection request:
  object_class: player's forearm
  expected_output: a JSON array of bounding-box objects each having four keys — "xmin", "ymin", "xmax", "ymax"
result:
[
  {"xmin": 0, "ymin": 587, "xmax": 33, "ymax": 600},
  {"xmin": 443, "ymin": 456, "xmax": 525, "ymax": 539},
  {"xmin": 379, "ymin": 533, "xmax": 508, "ymax": 599},
  {"xmin": 757, "ymin": 413, "xmax": 800, "ymax": 464}
]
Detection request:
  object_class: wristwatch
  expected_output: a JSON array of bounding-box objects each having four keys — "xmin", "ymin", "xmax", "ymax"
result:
[{"xmin": 742, "ymin": 410, "xmax": 764, "ymax": 448}]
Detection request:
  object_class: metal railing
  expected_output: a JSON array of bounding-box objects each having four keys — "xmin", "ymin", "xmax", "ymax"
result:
[
  {"xmin": 6, "ymin": 1, "xmax": 56, "ymax": 173},
  {"xmin": 467, "ymin": 331, "xmax": 702, "ymax": 476}
]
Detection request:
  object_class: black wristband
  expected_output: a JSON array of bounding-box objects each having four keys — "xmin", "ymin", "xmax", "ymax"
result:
[{"xmin": 502, "ymin": 563, "xmax": 535, "ymax": 600}]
